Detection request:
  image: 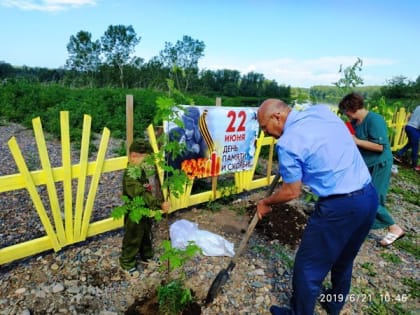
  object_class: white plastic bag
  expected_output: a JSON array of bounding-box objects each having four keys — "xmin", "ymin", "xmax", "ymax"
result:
[{"xmin": 169, "ymin": 219, "xmax": 235, "ymax": 257}]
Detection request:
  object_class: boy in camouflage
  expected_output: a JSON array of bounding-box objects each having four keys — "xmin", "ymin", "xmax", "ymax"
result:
[{"xmin": 119, "ymin": 139, "xmax": 169, "ymax": 275}]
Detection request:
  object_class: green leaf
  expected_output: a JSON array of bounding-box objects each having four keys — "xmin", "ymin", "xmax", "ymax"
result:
[
  {"xmin": 153, "ymin": 210, "xmax": 163, "ymax": 221},
  {"xmin": 110, "ymin": 195, "xmax": 163, "ymax": 224},
  {"xmin": 127, "ymin": 164, "xmax": 141, "ymax": 179},
  {"xmin": 131, "ymin": 195, "xmax": 146, "ymax": 208},
  {"xmin": 110, "ymin": 204, "xmax": 128, "ymax": 219}
]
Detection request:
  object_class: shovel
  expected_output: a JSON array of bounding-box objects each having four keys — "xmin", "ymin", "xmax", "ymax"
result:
[{"xmin": 205, "ymin": 173, "xmax": 281, "ymax": 305}]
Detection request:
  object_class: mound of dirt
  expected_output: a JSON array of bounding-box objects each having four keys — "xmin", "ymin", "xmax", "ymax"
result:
[
  {"xmin": 125, "ymin": 290, "xmax": 202, "ymax": 315},
  {"xmin": 247, "ymin": 202, "xmax": 308, "ymax": 248}
]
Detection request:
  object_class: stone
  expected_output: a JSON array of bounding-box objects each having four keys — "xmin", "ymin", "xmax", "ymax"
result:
[
  {"xmin": 14, "ymin": 287, "xmax": 26, "ymax": 294},
  {"xmin": 51, "ymin": 263, "xmax": 59, "ymax": 271},
  {"xmin": 52, "ymin": 283, "xmax": 65, "ymax": 293}
]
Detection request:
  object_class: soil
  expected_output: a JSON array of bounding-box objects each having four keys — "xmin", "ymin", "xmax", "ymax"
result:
[
  {"xmin": 127, "ymin": 200, "xmax": 308, "ymax": 314},
  {"xmin": 126, "ymin": 294, "xmax": 202, "ymax": 315},
  {"xmin": 252, "ymin": 203, "xmax": 307, "ymax": 248},
  {"xmin": 125, "ymin": 294, "xmax": 159, "ymax": 315}
]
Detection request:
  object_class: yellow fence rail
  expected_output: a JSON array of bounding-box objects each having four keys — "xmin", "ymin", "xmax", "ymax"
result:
[{"xmin": 0, "ymin": 107, "xmax": 409, "ymax": 265}]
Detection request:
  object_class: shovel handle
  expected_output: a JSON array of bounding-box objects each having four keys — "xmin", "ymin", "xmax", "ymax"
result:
[
  {"xmin": 232, "ymin": 173, "xmax": 281, "ymax": 264},
  {"xmin": 232, "ymin": 212, "xmax": 259, "ymax": 264}
]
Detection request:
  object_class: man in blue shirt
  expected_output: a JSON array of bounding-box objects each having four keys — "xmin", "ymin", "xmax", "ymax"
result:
[{"xmin": 257, "ymin": 99, "xmax": 378, "ymax": 315}]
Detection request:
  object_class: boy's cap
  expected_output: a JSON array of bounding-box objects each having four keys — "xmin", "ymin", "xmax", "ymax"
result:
[{"xmin": 129, "ymin": 139, "xmax": 153, "ymax": 153}]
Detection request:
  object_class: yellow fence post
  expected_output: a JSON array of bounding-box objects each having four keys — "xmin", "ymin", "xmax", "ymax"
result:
[
  {"xmin": 32, "ymin": 117, "xmax": 67, "ymax": 246},
  {"xmin": 390, "ymin": 107, "xmax": 408, "ymax": 151},
  {"xmin": 7, "ymin": 138, "xmax": 61, "ymax": 252},
  {"xmin": 266, "ymin": 136, "xmax": 276, "ymax": 183},
  {"xmin": 73, "ymin": 115, "xmax": 91, "ymax": 241},
  {"xmin": 80, "ymin": 127, "xmax": 110, "ymax": 240},
  {"xmin": 60, "ymin": 111, "xmax": 74, "ymax": 243}
]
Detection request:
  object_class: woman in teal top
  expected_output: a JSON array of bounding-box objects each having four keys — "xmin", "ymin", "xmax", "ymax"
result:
[{"xmin": 339, "ymin": 93, "xmax": 405, "ymax": 247}]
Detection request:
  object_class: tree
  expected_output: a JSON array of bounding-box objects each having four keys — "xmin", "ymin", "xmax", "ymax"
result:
[
  {"xmin": 216, "ymin": 69, "xmax": 241, "ymax": 96},
  {"xmin": 263, "ymin": 80, "xmax": 282, "ymax": 98},
  {"xmin": 196, "ymin": 69, "xmax": 217, "ymax": 95},
  {"xmin": 122, "ymin": 56, "xmax": 144, "ymax": 88},
  {"xmin": 381, "ymin": 76, "xmax": 410, "ymax": 99},
  {"xmin": 136, "ymin": 57, "xmax": 170, "ymax": 90},
  {"xmin": 291, "ymin": 87, "xmax": 309, "ymax": 104},
  {"xmin": 0, "ymin": 61, "xmax": 15, "ymax": 79},
  {"xmin": 239, "ymin": 72, "xmax": 265, "ymax": 97},
  {"xmin": 415, "ymin": 75, "xmax": 420, "ymax": 88},
  {"xmin": 101, "ymin": 25, "xmax": 141, "ymax": 88},
  {"xmin": 413, "ymin": 75, "xmax": 420, "ymax": 98},
  {"xmin": 333, "ymin": 57, "xmax": 364, "ymax": 93},
  {"xmin": 66, "ymin": 31, "xmax": 101, "ymax": 87},
  {"xmin": 159, "ymin": 35, "xmax": 205, "ymax": 92}
]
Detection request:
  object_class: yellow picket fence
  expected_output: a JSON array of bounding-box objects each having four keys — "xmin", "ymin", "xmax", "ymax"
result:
[
  {"xmin": 0, "ymin": 107, "xmax": 409, "ymax": 266},
  {"xmin": 0, "ymin": 111, "xmax": 277, "ymax": 265},
  {"xmin": 387, "ymin": 107, "xmax": 409, "ymax": 152}
]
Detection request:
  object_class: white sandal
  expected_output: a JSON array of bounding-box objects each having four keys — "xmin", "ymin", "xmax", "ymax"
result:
[{"xmin": 379, "ymin": 232, "xmax": 405, "ymax": 247}]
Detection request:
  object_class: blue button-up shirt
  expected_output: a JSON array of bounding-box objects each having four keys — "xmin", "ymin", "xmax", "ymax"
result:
[{"xmin": 277, "ymin": 105, "xmax": 371, "ymax": 197}]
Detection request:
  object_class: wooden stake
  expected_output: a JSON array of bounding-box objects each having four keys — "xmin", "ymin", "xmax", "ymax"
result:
[{"xmin": 126, "ymin": 95, "xmax": 134, "ymax": 155}]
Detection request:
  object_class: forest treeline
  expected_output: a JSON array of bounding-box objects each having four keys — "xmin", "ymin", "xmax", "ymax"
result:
[
  {"xmin": 1, "ymin": 25, "xmax": 419, "ymax": 144},
  {"xmin": 0, "ymin": 80, "xmax": 279, "ymax": 144},
  {"xmin": 1, "ymin": 24, "xmax": 420, "ymax": 101},
  {"xmin": 1, "ymin": 78, "xmax": 418, "ymax": 148}
]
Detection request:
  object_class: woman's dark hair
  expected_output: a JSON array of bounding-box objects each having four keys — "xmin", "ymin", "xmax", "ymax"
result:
[{"xmin": 338, "ymin": 92, "xmax": 365, "ymax": 113}]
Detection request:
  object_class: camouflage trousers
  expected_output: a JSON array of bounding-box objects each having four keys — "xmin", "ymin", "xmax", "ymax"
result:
[{"xmin": 119, "ymin": 216, "xmax": 153, "ymax": 270}]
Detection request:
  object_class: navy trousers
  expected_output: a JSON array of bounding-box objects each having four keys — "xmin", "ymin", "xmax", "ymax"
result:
[
  {"xmin": 289, "ymin": 183, "xmax": 378, "ymax": 315},
  {"xmin": 397, "ymin": 125, "xmax": 420, "ymax": 168}
]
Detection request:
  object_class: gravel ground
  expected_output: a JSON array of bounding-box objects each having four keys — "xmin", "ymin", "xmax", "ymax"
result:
[{"xmin": 0, "ymin": 121, "xmax": 419, "ymax": 315}]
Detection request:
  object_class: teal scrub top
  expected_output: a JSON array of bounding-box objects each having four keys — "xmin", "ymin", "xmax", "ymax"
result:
[{"xmin": 352, "ymin": 111, "xmax": 393, "ymax": 167}]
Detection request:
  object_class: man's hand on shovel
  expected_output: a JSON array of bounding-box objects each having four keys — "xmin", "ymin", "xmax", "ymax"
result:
[{"xmin": 257, "ymin": 199, "xmax": 272, "ymax": 220}]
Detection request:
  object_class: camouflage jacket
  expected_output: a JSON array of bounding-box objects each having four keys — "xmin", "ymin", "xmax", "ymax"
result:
[{"xmin": 122, "ymin": 163, "xmax": 163, "ymax": 210}]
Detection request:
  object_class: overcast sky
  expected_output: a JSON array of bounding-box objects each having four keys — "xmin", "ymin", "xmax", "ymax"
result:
[{"xmin": 1, "ymin": 0, "xmax": 419, "ymax": 88}]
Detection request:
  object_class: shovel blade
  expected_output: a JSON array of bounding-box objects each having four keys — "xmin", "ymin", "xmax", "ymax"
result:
[{"xmin": 205, "ymin": 268, "xmax": 230, "ymax": 305}]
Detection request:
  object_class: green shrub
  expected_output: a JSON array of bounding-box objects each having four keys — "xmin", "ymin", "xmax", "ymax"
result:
[{"xmin": 157, "ymin": 279, "xmax": 193, "ymax": 315}]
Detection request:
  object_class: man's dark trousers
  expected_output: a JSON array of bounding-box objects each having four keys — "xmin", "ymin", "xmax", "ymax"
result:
[{"xmin": 290, "ymin": 183, "xmax": 378, "ymax": 314}]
